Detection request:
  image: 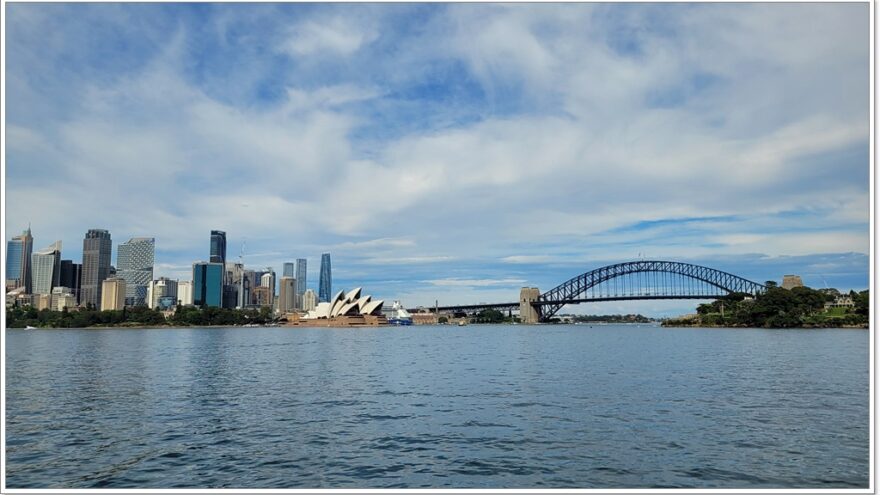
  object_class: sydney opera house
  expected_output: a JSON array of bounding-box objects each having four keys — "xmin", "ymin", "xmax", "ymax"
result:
[{"xmin": 286, "ymin": 287, "xmax": 386, "ymax": 326}]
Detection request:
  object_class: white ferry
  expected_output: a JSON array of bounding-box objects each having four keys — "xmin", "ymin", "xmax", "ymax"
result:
[{"xmin": 388, "ymin": 301, "xmax": 413, "ymax": 326}]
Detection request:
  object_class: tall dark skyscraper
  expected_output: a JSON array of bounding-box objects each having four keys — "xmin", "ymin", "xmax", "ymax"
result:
[
  {"xmin": 318, "ymin": 253, "xmax": 331, "ymax": 302},
  {"xmin": 5, "ymin": 226, "xmax": 33, "ymax": 293},
  {"xmin": 210, "ymin": 230, "xmax": 226, "ymax": 265},
  {"xmin": 283, "ymin": 262, "xmax": 295, "ymax": 278},
  {"xmin": 59, "ymin": 260, "xmax": 82, "ymax": 304},
  {"xmin": 81, "ymin": 229, "xmax": 112, "ymax": 309},
  {"xmin": 296, "ymin": 258, "xmax": 307, "ymax": 302},
  {"xmin": 193, "ymin": 261, "xmax": 224, "ymax": 308}
]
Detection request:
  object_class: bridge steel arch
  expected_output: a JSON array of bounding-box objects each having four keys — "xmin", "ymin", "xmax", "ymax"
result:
[{"xmin": 536, "ymin": 260, "xmax": 766, "ymax": 321}]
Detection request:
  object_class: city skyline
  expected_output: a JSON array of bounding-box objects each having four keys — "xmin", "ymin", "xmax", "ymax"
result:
[{"xmin": 4, "ymin": 3, "xmax": 869, "ymax": 315}]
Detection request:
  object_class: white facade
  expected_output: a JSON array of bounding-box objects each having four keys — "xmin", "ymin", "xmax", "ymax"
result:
[
  {"xmin": 302, "ymin": 287, "xmax": 383, "ymax": 319},
  {"xmin": 303, "ymin": 289, "xmax": 317, "ymax": 312},
  {"xmin": 261, "ymin": 272, "xmax": 275, "ymax": 293},
  {"xmin": 31, "ymin": 241, "xmax": 62, "ymax": 295},
  {"xmin": 177, "ymin": 281, "xmax": 193, "ymax": 306},
  {"xmin": 52, "ymin": 287, "xmax": 77, "ymax": 311}
]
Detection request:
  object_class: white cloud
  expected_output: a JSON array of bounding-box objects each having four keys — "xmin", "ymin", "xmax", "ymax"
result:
[
  {"xmin": 280, "ymin": 16, "xmax": 377, "ymax": 57},
  {"xmin": 426, "ymin": 278, "xmax": 527, "ymax": 288},
  {"xmin": 5, "ymin": 125, "xmax": 48, "ymax": 151},
  {"xmin": 501, "ymin": 255, "xmax": 558, "ymax": 264},
  {"xmin": 334, "ymin": 238, "xmax": 416, "ymax": 250},
  {"xmin": 362, "ymin": 256, "xmax": 454, "ymax": 266},
  {"xmin": 3, "ymin": 4, "xmax": 869, "ymax": 309}
]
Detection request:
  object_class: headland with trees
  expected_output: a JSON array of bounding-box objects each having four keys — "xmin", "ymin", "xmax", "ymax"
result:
[{"xmin": 662, "ymin": 283, "xmax": 868, "ymax": 328}]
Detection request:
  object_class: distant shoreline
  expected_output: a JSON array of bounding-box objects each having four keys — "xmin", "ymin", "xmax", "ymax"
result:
[
  {"xmin": 660, "ymin": 322, "xmax": 868, "ymax": 329},
  {"xmin": 8, "ymin": 322, "xmax": 869, "ymax": 330}
]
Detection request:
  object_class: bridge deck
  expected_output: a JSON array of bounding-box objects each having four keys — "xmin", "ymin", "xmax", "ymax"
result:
[
  {"xmin": 409, "ymin": 260, "xmax": 764, "ymax": 320},
  {"xmin": 412, "ymin": 294, "xmax": 727, "ymax": 314}
]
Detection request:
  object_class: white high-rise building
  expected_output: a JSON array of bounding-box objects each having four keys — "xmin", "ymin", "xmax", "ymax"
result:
[
  {"xmin": 261, "ymin": 272, "xmax": 275, "ymax": 293},
  {"xmin": 177, "ymin": 281, "xmax": 193, "ymax": 306},
  {"xmin": 303, "ymin": 289, "xmax": 317, "ymax": 312},
  {"xmin": 31, "ymin": 241, "xmax": 62, "ymax": 295}
]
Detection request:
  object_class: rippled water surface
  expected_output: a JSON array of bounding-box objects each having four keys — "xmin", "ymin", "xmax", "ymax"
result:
[{"xmin": 6, "ymin": 324, "xmax": 869, "ymax": 488}]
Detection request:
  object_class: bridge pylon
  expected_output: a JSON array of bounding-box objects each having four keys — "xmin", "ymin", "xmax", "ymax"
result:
[{"xmin": 519, "ymin": 287, "xmax": 541, "ymax": 324}]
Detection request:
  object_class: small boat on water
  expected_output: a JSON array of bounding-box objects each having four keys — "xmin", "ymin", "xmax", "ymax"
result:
[
  {"xmin": 388, "ymin": 301, "xmax": 413, "ymax": 326},
  {"xmin": 458, "ymin": 320, "xmax": 467, "ymax": 327},
  {"xmin": 25, "ymin": 325, "xmax": 37, "ymax": 330}
]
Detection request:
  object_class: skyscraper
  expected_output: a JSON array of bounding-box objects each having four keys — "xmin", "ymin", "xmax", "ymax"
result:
[
  {"xmin": 279, "ymin": 277, "xmax": 296, "ymax": 313},
  {"xmin": 258, "ymin": 270, "xmax": 275, "ymax": 307},
  {"xmin": 30, "ymin": 241, "xmax": 62, "ymax": 295},
  {"xmin": 117, "ymin": 237, "xmax": 155, "ymax": 306},
  {"xmin": 261, "ymin": 271, "xmax": 275, "ymax": 294},
  {"xmin": 319, "ymin": 253, "xmax": 331, "ymax": 302},
  {"xmin": 296, "ymin": 258, "xmax": 307, "ymax": 305},
  {"xmin": 210, "ymin": 231, "xmax": 226, "ymax": 265},
  {"xmin": 283, "ymin": 262, "xmax": 295, "ymax": 278},
  {"xmin": 193, "ymin": 261, "xmax": 224, "ymax": 308},
  {"xmin": 5, "ymin": 226, "xmax": 33, "ymax": 292},
  {"xmin": 59, "ymin": 260, "xmax": 82, "ymax": 304},
  {"xmin": 101, "ymin": 278, "xmax": 126, "ymax": 311},
  {"xmin": 81, "ymin": 229, "xmax": 112, "ymax": 309},
  {"xmin": 224, "ymin": 261, "xmax": 243, "ymax": 308}
]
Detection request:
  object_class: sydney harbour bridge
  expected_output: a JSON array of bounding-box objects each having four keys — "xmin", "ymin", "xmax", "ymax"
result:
[{"xmin": 415, "ymin": 260, "xmax": 767, "ymax": 323}]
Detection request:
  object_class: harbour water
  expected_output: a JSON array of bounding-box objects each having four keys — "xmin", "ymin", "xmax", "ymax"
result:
[{"xmin": 5, "ymin": 324, "xmax": 869, "ymax": 488}]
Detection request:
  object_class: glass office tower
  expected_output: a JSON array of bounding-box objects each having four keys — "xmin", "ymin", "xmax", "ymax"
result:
[
  {"xmin": 193, "ymin": 262, "xmax": 224, "ymax": 308},
  {"xmin": 117, "ymin": 237, "xmax": 155, "ymax": 306},
  {"xmin": 5, "ymin": 226, "xmax": 33, "ymax": 292},
  {"xmin": 296, "ymin": 258, "xmax": 307, "ymax": 305},
  {"xmin": 283, "ymin": 262, "xmax": 295, "ymax": 278},
  {"xmin": 318, "ymin": 253, "xmax": 331, "ymax": 302},
  {"xmin": 210, "ymin": 231, "xmax": 226, "ymax": 265}
]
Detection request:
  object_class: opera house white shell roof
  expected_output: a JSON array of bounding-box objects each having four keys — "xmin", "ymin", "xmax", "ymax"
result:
[{"xmin": 302, "ymin": 287, "xmax": 384, "ymax": 319}]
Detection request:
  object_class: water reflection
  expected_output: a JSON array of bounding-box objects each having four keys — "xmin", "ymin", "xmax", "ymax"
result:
[{"xmin": 5, "ymin": 325, "xmax": 869, "ymax": 488}]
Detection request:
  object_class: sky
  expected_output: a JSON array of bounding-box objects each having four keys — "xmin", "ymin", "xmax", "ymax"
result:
[{"xmin": 4, "ymin": 3, "xmax": 871, "ymax": 316}]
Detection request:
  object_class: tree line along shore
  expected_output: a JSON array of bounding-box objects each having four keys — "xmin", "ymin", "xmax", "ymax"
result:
[
  {"xmin": 662, "ymin": 285, "xmax": 869, "ymax": 328},
  {"xmin": 6, "ymin": 286, "xmax": 868, "ymax": 329},
  {"xmin": 6, "ymin": 305, "xmax": 277, "ymax": 329}
]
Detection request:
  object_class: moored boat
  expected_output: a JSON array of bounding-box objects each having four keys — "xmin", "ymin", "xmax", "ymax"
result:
[{"xmin": 388, "ymin": 301, "xmax": 413, "ymax": 326}]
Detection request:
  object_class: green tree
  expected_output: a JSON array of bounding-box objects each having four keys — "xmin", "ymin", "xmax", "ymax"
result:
[
  {"xmin": 790, "ymin": 286, "xmax": 828, "ymax": 315},
  {"xmin": 474, "ymin": 309, "xmax": 506, "ymax": 323},
  {"xmin": 855, "ymin": 290, "xmax": 869, "ymax": 316}
]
